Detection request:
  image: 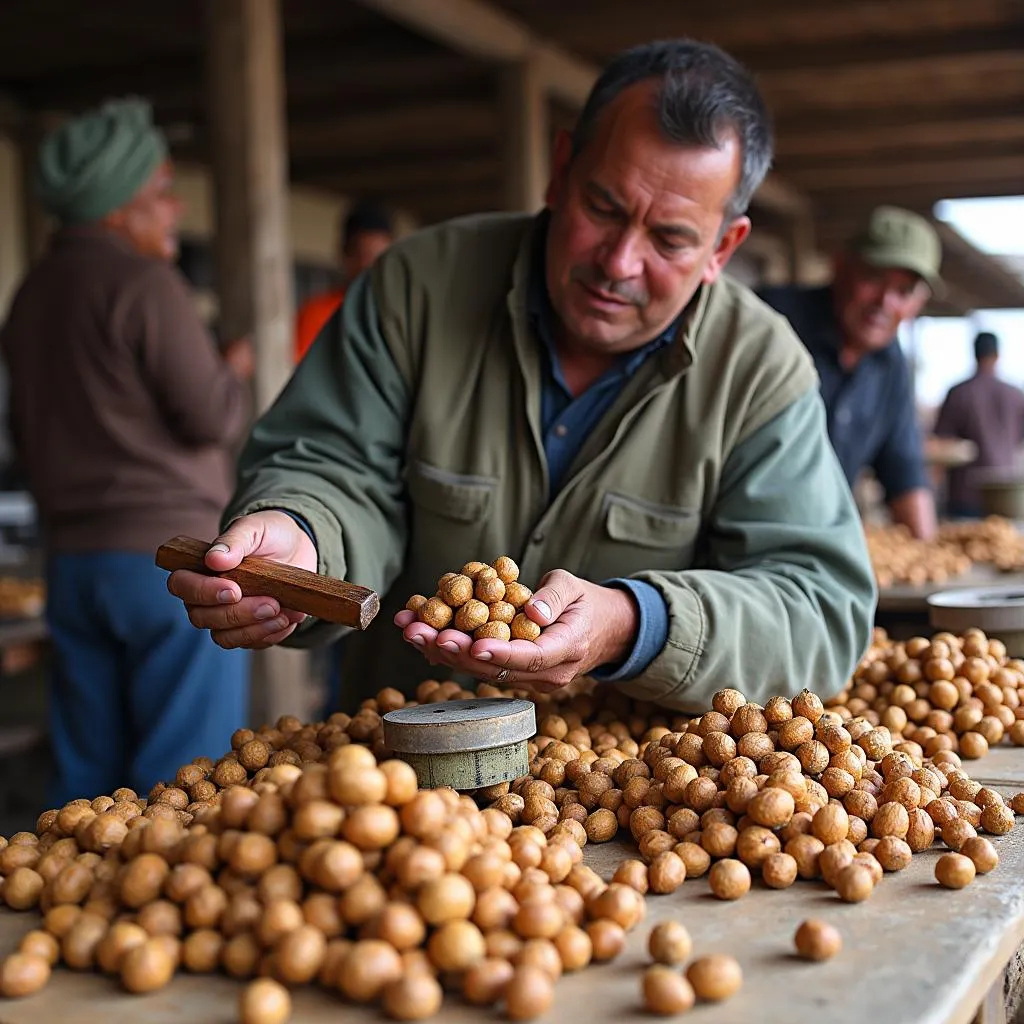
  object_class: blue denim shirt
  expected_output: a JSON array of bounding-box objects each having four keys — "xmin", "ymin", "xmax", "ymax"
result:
[{"xmin": 758, "ymin": 284, "xmax": 928, "ymax": 501}]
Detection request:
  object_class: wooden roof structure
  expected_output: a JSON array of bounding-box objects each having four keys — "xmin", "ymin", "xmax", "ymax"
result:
[{"xmin": 0, "ymin": 0, "xmax": 1021, "ymax": 313}]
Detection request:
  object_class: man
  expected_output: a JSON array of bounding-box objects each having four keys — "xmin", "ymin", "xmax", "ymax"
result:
[
  {"xmin": 0, "ymin": 98, "xmax": 253, "ymax": 803},
  {"xmin": 934, "ymin": 332, "xmax": 1024, "ymax": 518},
  {"xmin": 760, "ymin": 207, "xmax": 942, "ymax": 540},
  {"xmin": 293, "ymin": 201, "xmax": 395, "ymax": 363},
  {"xmin": 168, "ymin": 40, "xmax": 875, "ymax": 714}
]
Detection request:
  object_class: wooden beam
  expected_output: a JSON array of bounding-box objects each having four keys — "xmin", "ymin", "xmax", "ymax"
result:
[
  {"xmin": 300, "ymin": 154, "xmax": 496, "ymax": 197},
  {"xmin": 517, "ymin": 0, "xmax": 1020, "ymax": 56},
  {"xmin": 759, "ymin": 52, "xmax": 1024, "ymax": 111},
  {"xmin": 777, "ymin": 116, "xmax": 1024, "ymax": 161},
  {"xmin": 774, "ymin": 98, "xmax": 1024, "ymax": 137},
  {"xmin": 788, "ymin": 153, "xmax": 1024, "ymax": 192},
  {"xmin": 287, "ymin": 99, "xmax": 497, "ymax": 158},
  {"xmin": 350, "ymin": 0, "xmax": 596, "ymax": 106},
  {"xmin": 733, "ymin": 26, "xmax": 1023, "ymax": 74},
  {"xmin": 500, "ymin": 60, "xmax": 549, "ymax": 212}
]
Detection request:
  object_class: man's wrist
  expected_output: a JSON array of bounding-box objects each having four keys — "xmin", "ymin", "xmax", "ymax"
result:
[{"xmin": 595, "ymin": 584, "xmax": 641, "ymax": 668}]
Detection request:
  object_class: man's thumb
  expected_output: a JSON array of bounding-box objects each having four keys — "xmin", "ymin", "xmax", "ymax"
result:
[
  {"xmin": 204, "ymin": 517, "xmax": 261, "ymax": 571},
  {"xmin": 525, "ymin": 569, "xmax": 578, "ymax": 626}
]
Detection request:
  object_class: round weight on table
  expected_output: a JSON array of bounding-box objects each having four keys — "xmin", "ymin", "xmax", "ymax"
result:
[{"xmin": 383, "ymin": 698, "xmax": 537, "ymax": 790}]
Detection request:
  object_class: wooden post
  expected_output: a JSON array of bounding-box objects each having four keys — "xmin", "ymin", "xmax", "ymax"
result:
[
  {"xmin": 500, "ymin": 60, "xmax": 549, "ymax": 213},
  {"xmin": 205, "ymin": 0, "xmax": 318, "ymax": 725}
]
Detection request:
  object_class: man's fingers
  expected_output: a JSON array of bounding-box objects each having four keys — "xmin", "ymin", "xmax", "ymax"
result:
[
  {"xmin": 187, "ymin": 596, "xmax": 283, "ymax": 631},
  {"xmin": 394, "ymin": 610, "xmax": 417, "ymax": 628},
  {"xmin": 167, "ymin": 569, "xmax": 243, "ymax": 607},
  {"xmin": 210, "ymin": 615, "xmax": 294, "ymax": 649},
  {"xmin": 472, "ymin": 629, "xmax": 573, "ymax": 674}
]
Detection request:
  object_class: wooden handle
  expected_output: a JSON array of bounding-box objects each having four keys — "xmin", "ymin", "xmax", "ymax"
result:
[{"xmin": 155, "ymin": 535, "xmax": 380, "ymax": 630}]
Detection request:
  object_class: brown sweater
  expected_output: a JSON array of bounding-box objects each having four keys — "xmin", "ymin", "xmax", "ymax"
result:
[{"xmin": 0, "ymin": 227, "xmax": 250, "ymax": 553}]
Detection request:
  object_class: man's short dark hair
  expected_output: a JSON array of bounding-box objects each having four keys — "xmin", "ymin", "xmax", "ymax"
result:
[
  {"xmin": 571, "ymin": 39, "xmax": 773, "ymax": 221},
  {"xmin": 342, "ymin": 201, "xmax": 394, "ymax": 251},
  {"xmin": 975, "ymin": 331, "xmax": 999, "ymax": 362}
]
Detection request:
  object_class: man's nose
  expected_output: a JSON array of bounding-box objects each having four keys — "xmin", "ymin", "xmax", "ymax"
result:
[{"xmin": 598, "ymin": 229, "xmax": 644, "ymax": 281}]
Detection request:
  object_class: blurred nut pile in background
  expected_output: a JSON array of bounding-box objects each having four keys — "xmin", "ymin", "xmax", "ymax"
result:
[{"xmin": 866, "ymin": 516, "xmax": 1024, "ymax": 587}]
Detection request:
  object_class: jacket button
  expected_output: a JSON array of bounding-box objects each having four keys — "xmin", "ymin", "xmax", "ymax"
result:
[{"xmin": 532, "ymin": 531, "xmax": 545, "ymax": 544}]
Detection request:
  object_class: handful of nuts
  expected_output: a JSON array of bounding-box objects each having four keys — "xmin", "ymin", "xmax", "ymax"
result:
[{"xmin": 406, "ymin": 556, "xmax": 543, "ymax": 644}]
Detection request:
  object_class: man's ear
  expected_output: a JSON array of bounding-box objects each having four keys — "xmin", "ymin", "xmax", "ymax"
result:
[
  {"xmin": 545, "ymin": 129, "xmax": 574, "ymax": 210},
  {"xmin": 701, "ymin": 216, "xmax": 752, "ymax": 285}
]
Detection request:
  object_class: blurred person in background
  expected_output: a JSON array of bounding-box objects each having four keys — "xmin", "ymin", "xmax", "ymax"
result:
[
  {"xmin": 760, "ymin": 206, "xmax": 942, "ymax": 540},
  {"xmin": 934, "ymin": 331, "xmax": 1024, "ymax": 518},
  {"xmin": 293, "ymin": 200, "xmax": 395, "ymax": 364},
  {"xmin": 0, "ymin": 98, "xmax": 253, "ymax": 804}
]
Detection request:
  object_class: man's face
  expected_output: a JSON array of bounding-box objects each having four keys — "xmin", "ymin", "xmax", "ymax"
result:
[
  {"xmin": 342, "ymin": 230, "xmax": 393, "ymax": 281},
  {"xmin": 544, "ymin": 81, "xmax": 751, "ymax": 354},
  {"xmin": 107, "ymin": 161, "xmax": 183, "ymax": 262},
  {"xmin": 834, "ymin": 255, "xmax": 930, "ymax": 352}
]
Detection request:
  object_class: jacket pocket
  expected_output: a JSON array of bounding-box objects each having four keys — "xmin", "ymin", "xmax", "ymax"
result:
[
  {"xmin": 405, "ymin": 461, "xmax": 497, "ymax": 581},
  {"xmin": 586, "ymin": 492, "xmax": 702, "ymax": 581}
]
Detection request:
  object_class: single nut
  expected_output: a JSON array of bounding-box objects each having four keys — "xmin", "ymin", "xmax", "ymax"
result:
[
  {"xmin": 686, "ymin": 954, "xmax": 743, "ymax": 1002},
  {"xmin": 794, "ymin": 919, "xmax": 842, "ymax": 961},
  {"xmin": 935, "ymin": 852, "xmax": 976, "ymax": 889},
  {"xmin": 647, "ymin": 921, "xmax": 692, "ymax": 965}
]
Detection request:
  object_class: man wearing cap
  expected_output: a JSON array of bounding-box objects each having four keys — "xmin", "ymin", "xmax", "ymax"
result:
[
  {"xmin": 760, "ymin": 206, "xmax": 942, "ymax": 540},
  {"xmin": 0, "ymin": 98, "xmax": 253, "ymax": 803},
  {"xmin": 934, "ymin": 332, "xmax": 1024, "ymax": 518}
]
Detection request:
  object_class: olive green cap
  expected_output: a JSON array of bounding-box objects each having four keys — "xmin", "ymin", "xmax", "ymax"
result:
[{"xmin": 848, "ymin": 205, "xmax": 944, "ymax": 297}]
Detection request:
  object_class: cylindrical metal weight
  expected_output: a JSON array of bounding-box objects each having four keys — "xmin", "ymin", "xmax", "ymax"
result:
[{"xmin": 383, "ymin": 698, "xmax": 536, "ymax": 791}]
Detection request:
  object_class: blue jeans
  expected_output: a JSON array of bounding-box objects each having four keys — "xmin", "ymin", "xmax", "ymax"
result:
[{"xmin": 45, "ymin": 553, "xmax": 249, "ymax": 806}]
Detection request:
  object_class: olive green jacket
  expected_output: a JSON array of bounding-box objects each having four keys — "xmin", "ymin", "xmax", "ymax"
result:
[{"xmin": 224, "ymin": 213, "xmax": 876, "ymax": 712}]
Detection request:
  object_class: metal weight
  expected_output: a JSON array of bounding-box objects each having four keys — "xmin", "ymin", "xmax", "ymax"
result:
[{"xmin": 382, "ymin": 698, "xmax": 537, "ymax": 791}]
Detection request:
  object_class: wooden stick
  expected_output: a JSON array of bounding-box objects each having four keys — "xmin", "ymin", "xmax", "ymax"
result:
[{"xmin": 155, "ymin": 536, "xmax": 380, "ymax": 630}]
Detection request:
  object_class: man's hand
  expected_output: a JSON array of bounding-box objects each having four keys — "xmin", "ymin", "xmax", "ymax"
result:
[
  {"xmin": 394, "ymin": 569, "xmax": 639, "ymax": 693},
  {"xmin": 223, "ymin": 336, "xmax": 255, "ymax": 381},
  {"xmin": 167, "ymin": 510, "xmax": 317, "ymax": 649}
]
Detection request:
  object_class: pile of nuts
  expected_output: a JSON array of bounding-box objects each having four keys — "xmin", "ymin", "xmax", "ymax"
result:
[
  {"xmin": 477, "ymin": 679, "xmax": 1018, "ymax": 911},
  {"xmin": 866, "ymin": 516, "xmax": 1024, "ymax": 588},
  {"xmin": 406, "ymin": 557, "xmax": 542, "ymax": 643},
  {"xmin": 828, "ymin": 627, "xmax": 1024, "ymax": 759},
  {"xmin": 0, "ymin": 627, "xmax": 1021, "ymax": 1019}
]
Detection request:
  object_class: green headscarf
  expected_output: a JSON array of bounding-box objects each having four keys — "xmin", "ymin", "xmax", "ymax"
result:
[{"xmin": 34, "ymin": 97, "xmax": 167, "ymax": 224}]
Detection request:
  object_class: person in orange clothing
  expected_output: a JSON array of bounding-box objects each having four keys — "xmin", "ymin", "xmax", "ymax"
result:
[{"xmin": 294, "ymin": 201, "xmax": 395, "ymax": 363}]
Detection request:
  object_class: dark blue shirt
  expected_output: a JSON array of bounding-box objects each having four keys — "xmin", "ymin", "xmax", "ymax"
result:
[
  {"xmin": 758, "ymin": 284, "xmax": 928, "ymax": 500},
  {"xmin": 527, "ymin": 226, "xmax": 673, "ymax": 682}
]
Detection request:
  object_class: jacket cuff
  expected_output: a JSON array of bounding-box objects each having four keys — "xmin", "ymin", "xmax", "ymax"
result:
[
  {"xmin": 273, "ymin": 509, "xmax": 318, "ymax": 552},
  {"xmin": 612, "ymin": 572, "xmax": 707, "ymax": 709},
  {"xmin": 590, "ymin": 579, "xmax": 669, "ymax": 682}
]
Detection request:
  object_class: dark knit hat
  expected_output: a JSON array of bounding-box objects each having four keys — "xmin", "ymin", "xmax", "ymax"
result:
[{"xmin": 34, "ymin": 97, "xmax": 167, "ymax": 224}]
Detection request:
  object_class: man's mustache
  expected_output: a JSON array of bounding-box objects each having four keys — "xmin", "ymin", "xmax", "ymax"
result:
[{"xmin": 571, "ymin": 266, "xmax": 648, "ymax": 307}]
